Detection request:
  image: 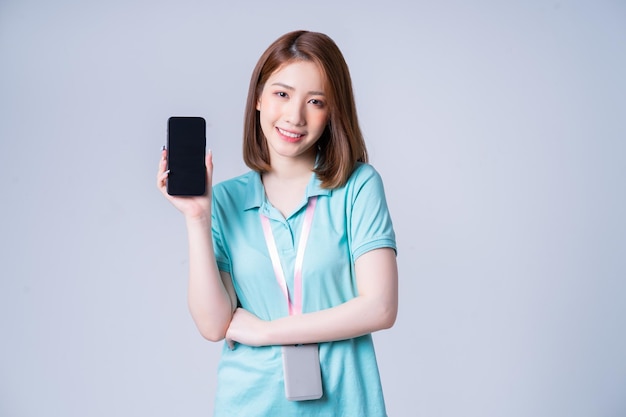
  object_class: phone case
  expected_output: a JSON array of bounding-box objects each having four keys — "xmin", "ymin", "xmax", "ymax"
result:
[
  {"xmin": 281, "ymin": 344, "xmax": 323, "ymax": 401},
  {"xmin": 166, "ymin": 116, "xmax": 206, "ymax": 196}
]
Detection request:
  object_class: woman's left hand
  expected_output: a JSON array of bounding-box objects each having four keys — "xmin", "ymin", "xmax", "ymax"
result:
[{"xmin": 225, "ymin": 308, "xmax": 268, "ymax": 349}]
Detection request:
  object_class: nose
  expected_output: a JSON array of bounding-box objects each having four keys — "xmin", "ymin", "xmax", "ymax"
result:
[{"xmin": 285, "ymin": 101, "xmax": 306, "ymax": 127}]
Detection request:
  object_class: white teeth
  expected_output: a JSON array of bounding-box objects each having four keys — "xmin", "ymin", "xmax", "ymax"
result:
[{"xmin": 278, "ymin": 128, "xmax": 302, "ymax": 138}]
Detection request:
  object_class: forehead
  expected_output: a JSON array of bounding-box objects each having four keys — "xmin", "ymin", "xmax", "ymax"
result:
[{"xmin": 266, "ymin": 60, "xmax": 326, "ymax": 91}]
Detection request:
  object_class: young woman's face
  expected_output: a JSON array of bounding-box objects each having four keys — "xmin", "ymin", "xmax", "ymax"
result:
[{"xmin": 256, "ymin": 60, "xmax": 329, "ymax": 165}]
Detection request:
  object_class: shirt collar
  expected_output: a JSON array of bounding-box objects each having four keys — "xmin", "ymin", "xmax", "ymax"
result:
[{"xmin": 243, "ymin": 170, "xmax": 331, "ymax": 212}]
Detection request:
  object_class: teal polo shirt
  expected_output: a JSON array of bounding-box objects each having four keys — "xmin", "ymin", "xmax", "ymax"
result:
[{"xmin": 210, "ymin": 162, "xmax": 396, "ymax": 416}]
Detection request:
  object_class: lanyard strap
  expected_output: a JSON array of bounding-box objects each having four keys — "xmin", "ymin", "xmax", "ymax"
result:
[{"xmin": 260, "ymin": 196, "xmax": 318, "ymax": 315}]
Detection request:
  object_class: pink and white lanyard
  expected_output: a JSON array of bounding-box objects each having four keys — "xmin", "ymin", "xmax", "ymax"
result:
[{"xmin": 259, "ymin": 196, "xmax": 318, "ymax": 316}]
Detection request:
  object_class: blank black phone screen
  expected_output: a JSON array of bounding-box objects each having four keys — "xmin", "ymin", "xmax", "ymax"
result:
[{"xmin": 166, "ymin": 116, "xmax": 206, "ymax": 196}]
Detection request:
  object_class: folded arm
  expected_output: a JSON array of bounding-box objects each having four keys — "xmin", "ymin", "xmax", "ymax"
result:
[{"xmin": 225, "ymin": 247, "xmax": 398, "ymax": 348}]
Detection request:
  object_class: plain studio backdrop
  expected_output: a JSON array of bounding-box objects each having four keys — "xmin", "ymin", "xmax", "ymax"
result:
[{"xmin": 1, "ymin": 1, "xmax": 625, "ymax": 416}]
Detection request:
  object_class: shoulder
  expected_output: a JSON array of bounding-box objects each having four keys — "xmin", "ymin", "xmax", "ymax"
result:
[
  {"xmin": 211, "ymin": 171, "xmax": 260, "ymax": 213},
  {"xmin": 213, "ymin": 171, "xmax": 255, "ymax": 196},
  {"xmin": 350, "ymin": 162, "xmax": 381, "ymax": 181},
  {"xmin": 343, "ymin": 162, "xmax": 387, "ymax": 194}
]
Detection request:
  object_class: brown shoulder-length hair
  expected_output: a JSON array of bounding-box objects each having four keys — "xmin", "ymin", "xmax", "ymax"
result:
[{"xmin": 243, "ymin": 30, "xmax": 368, "ymax": 189}]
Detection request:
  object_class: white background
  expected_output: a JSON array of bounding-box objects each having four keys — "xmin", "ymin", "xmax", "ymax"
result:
[{"xmin": 1, "ymin": 1, "xmax": 625, "ymax": 416}]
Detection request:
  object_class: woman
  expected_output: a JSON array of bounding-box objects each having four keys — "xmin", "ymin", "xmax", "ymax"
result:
[{"xmin": 158, "ymin": 30, "xmax": 398, "ymax": 416}]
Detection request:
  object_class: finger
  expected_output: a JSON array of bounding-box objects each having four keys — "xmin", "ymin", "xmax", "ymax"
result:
[
  {"xmin": 157, "ymin": 177, "xmax": 170, "ymax": 201},
  {"xmin": 205, "ymin": 149, "xmax": 213, "ymax": 181},
  {"xmin": 158, "ymin": 147, "xmax": 168, "ymax": 172},
  {"xmin": 224, "ymin": 330, "xmax": 236, "ymax": 350},
  {"xmin": 204, "ymin": 149, "xmax": 213, "ymax": 196},
  {"xmin": 157, "ymin": 170, "xmax": 170, "ymax": 188},
  {"xmin": 157, "ymin": 146, "xmax": 170, "ymax": 189},
  {"xmin": 206, "ymin": 148, "xmax": 213, "ymax": 171},
  {"xmin": 226, "ymin": 336, "xmax": 235, "ymax": 350}
]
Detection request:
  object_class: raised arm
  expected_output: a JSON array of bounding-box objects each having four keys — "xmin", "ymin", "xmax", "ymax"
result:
[
  {"xmin": 157, "ymin": 149, "xmax": 237, "ymax": 341},
  {"xmin": 184, "ymin": 216, "xmax": 237, "ymax": 341}
]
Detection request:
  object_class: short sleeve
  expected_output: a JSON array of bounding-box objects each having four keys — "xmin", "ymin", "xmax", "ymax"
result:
[
  {"xmin": 212, "ymin": 191, "xmax": 232, "ymax": 273},
  {"xmin": 348, "ymin": 164, "xmax": 397, "ymax": 260}
]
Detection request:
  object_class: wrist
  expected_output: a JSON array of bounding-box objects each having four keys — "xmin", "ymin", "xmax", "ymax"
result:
[
  {"xmin": 185, "ymin": 211, "xmax": 211, "ymax": 223},
  {"xmin": 185, "ymin": 213, "xmax": 211, "ymax": 228},
  {"xmin": 262, "ymin": 319, "xmax": 275, "ymax": 346}
]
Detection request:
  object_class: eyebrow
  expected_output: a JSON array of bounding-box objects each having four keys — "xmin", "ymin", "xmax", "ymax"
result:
[{"xmin": 270, "ymin": 82, "xmax": 325, "ymax": 96}]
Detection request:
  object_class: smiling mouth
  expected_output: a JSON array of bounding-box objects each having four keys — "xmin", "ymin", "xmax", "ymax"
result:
[{"xmin": 277, "ymin": 127, "xmax": 304, "ymax": 139}]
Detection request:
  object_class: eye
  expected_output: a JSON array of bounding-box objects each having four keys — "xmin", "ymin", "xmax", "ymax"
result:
[
  {"xmin": 309, "ymin": 98, "xmax": 325, "ymax": 107},
  {"xmin": 276, "ymin": 91, "xmax": 288, "ymax": 98}
]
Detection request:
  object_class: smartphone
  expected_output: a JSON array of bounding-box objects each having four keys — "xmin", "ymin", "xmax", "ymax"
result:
[
  {"xmin": 282, "ymin": 344, "xmax": 323, "ymax": 401},
  {"xmin": 166, "ymin": 116, "xmax": 206, "ymax": 196}
]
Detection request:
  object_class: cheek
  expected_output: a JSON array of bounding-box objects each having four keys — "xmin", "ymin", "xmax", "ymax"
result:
[
  {"xmin": 258, "ymin": 105, "xmax": 278, "ymax": 136},
  {"xmin": 310, "ymin": 112, "xmax": 329, "ymax": 130},
  {"xmin": 259, "ymin": 98, "xmax": 281, "ymax": 120}
]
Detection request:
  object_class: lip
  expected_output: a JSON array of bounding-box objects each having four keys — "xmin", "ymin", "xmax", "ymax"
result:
[{"xmin": 276, "ymin": 127, "xmax": 306, "ymax": 143}]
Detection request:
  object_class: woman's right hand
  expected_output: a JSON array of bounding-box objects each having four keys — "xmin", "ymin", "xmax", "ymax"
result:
[{"xmin": 156, "ymin": 147, "xmax": 214, "ymax": 220}]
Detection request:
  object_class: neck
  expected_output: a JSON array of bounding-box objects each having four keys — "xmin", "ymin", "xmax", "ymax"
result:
[
  {"xmin": 262, "ymin": 152, "xmax": 316, "ymax": 217},
  {"xmin": 265, "ymin": 151, "xmax": 316, "ymax": 182}
]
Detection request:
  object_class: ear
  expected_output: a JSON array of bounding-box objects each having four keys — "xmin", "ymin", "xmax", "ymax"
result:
[{"xmin": 256, "ymin": 98, "xmax": 261, "ymax": 111}]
